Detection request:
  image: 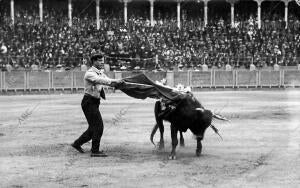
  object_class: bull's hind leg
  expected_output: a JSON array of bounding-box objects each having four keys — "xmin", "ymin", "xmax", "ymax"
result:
[
  {"xmin": 196, "ymin": 137, "xmax": 203, "ymax": 157},
  {"xmin": 179, "ymin": 131, "xmax": 185, "ymax": 147},
  {"xmin": 169, "ymin": 125, "xmax": 178, "ymax": 160},
  {"xmin": 154, "ymin": 101, "xmax": 164, "ymax": 150}
]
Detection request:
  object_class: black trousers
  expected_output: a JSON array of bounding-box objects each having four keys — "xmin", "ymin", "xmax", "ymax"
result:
[{"xmin": 74, "ymin": 94, "xmax": 103, "ymax": 153}]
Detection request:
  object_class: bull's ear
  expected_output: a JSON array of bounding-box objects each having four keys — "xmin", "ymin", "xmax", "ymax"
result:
[{"xmin": 195, "ymin": 107, "xmax": 205, "ymax": 112}]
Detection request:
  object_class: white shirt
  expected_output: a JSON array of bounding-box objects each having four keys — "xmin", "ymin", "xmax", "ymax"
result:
[{"xmin": 84, "ymin": 66, "xmax": 117, "ymax": 99}]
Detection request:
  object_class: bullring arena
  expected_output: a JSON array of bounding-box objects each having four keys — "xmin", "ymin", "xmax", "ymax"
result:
[{"xmin": 1, "ymin": 89, "xmax": 300, "ymax": 187}]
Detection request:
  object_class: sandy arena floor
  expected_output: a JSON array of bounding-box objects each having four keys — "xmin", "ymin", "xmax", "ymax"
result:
[{"xmin": 0, "ymin": 90, "xmax": 300, "ymax": 188}]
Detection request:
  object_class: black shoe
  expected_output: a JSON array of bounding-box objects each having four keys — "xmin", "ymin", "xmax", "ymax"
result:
[
  {"xmin": 71, "ymin": 143, "xmax": 84, "ymax": 153},
  {"xmin": 91, "ymin": 151, "xmax": 108, "ymax": 157}
]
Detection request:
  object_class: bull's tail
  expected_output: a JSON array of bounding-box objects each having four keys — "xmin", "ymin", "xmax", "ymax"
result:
[
  {"xmin": 210, "ymin": 124, "xmax": 223, "ymax": 140},
  {"xmin": 150, "ymin": 124, "xmax": 159, "ymax": 146}
]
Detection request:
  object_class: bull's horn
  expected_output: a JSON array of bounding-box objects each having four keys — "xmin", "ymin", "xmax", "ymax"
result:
[
  {"xmin": 195, "ymin": 107, "xmax": 205, "ymax": 112},
  {"xmin": 212, "ymin": 113, "xmax": 229, "ymax": 121}
]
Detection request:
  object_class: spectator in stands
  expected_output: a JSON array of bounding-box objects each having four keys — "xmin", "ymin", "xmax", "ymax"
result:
[
  {"xmin": 31, "ymin": 63, "xmax": 39, "ymax": 71},
  {"xmin": 225, "ymin": 62, "xmax": 232, "ymax": 71},
  {"xmin": 12, "ymin": 63, "xmax": 24, "ymax": 71},
  {"xmin": 202, "ymin": 62, "xmax": 208, "ymax": 71},
  {"xmin": 178, "ymin": 63, "xmax": 184, "ymax": 71},
  {"xmin": 249, "ymin": 62, "xmax": 256, "ymax": 71},
  {"xmin": 5, "ymin": 62, "xmax": 12, "ymax": 72},
  {"xmin": 0, "ymin": 41, "xmax": 7, "ymax": 54},
  {"xmin": 0, "ymin": 1, "xmax": 299, "ymax": 70},
  {"xmin": 56, "ymin": 64, "xmax": 65, "ymax": 72},
  {"xmin": 80, "ymin": 62, "xmax": 88, "ymax": 72},
  {"xmin": 273, "ymin": 62, "xmax": 280, "ymax": 71}
]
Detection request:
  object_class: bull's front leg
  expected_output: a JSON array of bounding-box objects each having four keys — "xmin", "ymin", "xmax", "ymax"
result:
[
  {"xmin": 179, "ymin": 131, "xmax": 184, "ymax": 147},
  {"xmin": 196, "ymin": 136, "xmax": 203, "ymax": 157},
  {"xmin": 158, "ymin": 122, "xmax": 165, "ymax": 150},
  {"xmin": 169, "ymin": 125, "xmax": 178, "ymax": 160}
]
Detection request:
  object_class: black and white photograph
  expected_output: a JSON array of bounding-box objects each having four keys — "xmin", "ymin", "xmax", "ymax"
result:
[{"xmin": 0, "ymin": 0, "xmax": 300, "ymax": 187}]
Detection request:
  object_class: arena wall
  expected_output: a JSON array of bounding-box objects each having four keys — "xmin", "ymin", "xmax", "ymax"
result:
[
  {"xmin": 190, "ymin": 71, "xmax": 212, "ymax": 88},
  {"xmin": 1, "ymin": 70, "xmax": 300, "ymax": 92},
  {"xmin": 259, "ymin": 70, "xmax": 281, "ymax": 87},
  {"xmin": 283, "ymin": 70, "xmax": 300, "ymax": 87}
]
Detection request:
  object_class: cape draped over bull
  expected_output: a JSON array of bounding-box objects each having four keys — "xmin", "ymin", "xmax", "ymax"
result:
[{"xmin": 116, "ymin": 73, "xmax": 228, "ymax": 159}]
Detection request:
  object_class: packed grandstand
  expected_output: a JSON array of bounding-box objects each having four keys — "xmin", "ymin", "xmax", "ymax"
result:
[{"xmin": 0, "ymin": 0, "xmax": 299, "ymax": 72}]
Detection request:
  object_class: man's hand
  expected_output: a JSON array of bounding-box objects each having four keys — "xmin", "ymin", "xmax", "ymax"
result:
[{"xmin": 111, "ymin": 79, "xmax": 124, "ymax": 88}]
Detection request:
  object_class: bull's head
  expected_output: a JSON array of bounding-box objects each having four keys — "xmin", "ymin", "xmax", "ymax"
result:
[{"xmin": 195, "ymin": 107, "xmax": 229, "ymax": 140}]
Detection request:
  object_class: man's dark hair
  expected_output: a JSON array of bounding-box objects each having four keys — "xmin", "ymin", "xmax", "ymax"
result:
[{"xmin": 90, "ymin": 54, "xmax": 103, "ymax": 63}]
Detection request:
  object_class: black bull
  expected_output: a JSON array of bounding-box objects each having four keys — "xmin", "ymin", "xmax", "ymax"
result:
[
  {"xmin": 150, "ymin": 94, "xmax": 227, "ymax": 159},
  {"xmin": 116, "ymin": 73, "xmax": 227, "ymax": 159}
]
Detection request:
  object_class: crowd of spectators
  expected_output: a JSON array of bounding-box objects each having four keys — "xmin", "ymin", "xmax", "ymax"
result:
[{"xmin": 0, "ymin": 0, "xmax": 300, "ymax": 72}]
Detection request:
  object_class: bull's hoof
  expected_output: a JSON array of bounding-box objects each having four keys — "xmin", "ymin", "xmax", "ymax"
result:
[
  {"xmin": 157, "ymin": 142, "xmax": 164, "ymax": 150},
  {"xmin": 196, "ymin": 149, "xmax": 202, "ymax": 157},
  {"xmin": 180, "ymin": 141, "xmax": 185, "ymax": 147},
  {"xmin": 168, "ymin": 154, "xmax": 177, "ymax": 160}
]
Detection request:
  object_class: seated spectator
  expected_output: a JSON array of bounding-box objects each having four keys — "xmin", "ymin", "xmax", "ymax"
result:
[
  {"xmin": 56, "ymin": 64, "xmax": 65, "ymax": 72},
  {"xmin": 225, "ymin": 63, "xmax": 232, "ymax": 71},
  {"xmin": 0, "ymin": 41, "xmax": 7, "ymax": 54},
  {"xmin": 178, "ymin": 63, "xmax": 184, "ymax": 71},
  {"xmin": 80, "ymin": 62, "xmax": 88, "ymax": 72},
  {"xmin": 249, "ymin": 62, "xmax": 256, "ymax": 71},
  {"xmin": 31, "ymin": 63, "xmax": 39, "ymax": 71},
  {"xmin": 273, "ymin": 63, "xmax": 280, "ymax": 71},
  {"xmin": 5, "ymin": 62, "xmax": 12, "ymax": 72},
  {"xmin": 202, "ymin": 62, "xmax": 208, "ymax": 71}
]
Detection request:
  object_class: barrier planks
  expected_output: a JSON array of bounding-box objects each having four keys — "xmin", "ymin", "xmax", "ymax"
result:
[
  {"xmin": 259, "ymin": 71, "xmax": 281, "ymax": 87},
  {"xmin": 121, "ymin": 71, "xmax": 143, "ymax": 78},
  {"xmin": 73, "ymin": 71, "xmax": 85, "ymax": 88},
  {"xmin": 52, "ymin": 71, "xmax": 73, "ymax": 89},
  {"xmin": 3, "ymin": 71, "xmax": 26, "ymax": 90},
  {"xmin": 236, "ymin": 70, "xmax": 258, "ymax": 87},
  {"xmin": 214, "ymin": 70, "xmax": 235, "ymax": 87},
  {"xmin": 144, "ymin": 71, "xmax": 167, "ymax": 82},
  {"xmin": 0, "ymin": 72, "xmax": 2, "ymax": 90},
  {"xmin": 174, "ymin": 71, "xmax": 189, "ymax": 86},
  {"xmin": 189, "ymin": 71, "xmax": 212, "ymax": 87},
  {"xmin": 27, "ymin": 72, "xmax": 51, "ymax": 90},
  {"xmin": 283, "ymin": 70, "xmax": 300, "ymax": 86},
  {"xmin": 1, "ymin": 70, "xmax": 300, "ymax": 92}
]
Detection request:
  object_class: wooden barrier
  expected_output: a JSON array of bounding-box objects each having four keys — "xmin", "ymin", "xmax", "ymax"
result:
[
  {"xmin": 144, "ymin": 71, "xmax": 167, "ymax": 82},
  {"xmin": 166, "ymin": 71, "xmax": 174, "ymax": 87},
  {"xmin": 121, "ymin": 71, "xmax": 143, "ymax": 78},
  {"xmin": 236, "ymin": 70, "xmax": 258, "ymax": 87},
  {"xmin": 2, "ymin": 70, "xmax": 300, "ymax": 93},
  {"xmin": 27, "ymin": 72, "xmax": 51, "ymax": 90},
  {"xmin": 189, "ymin": 71, "xmax": 212, "ymax": 88},
  {"xmin": 0, "ymin": 72, "xmax": 2, "ymax": 90},
  {"xmin": 52, "ymin": 71, "xmax": 73, "ymax": 89},
  {"xmin": 283, "ymin": 70, "xmax": 300, "ymax": 87},
  {"xmin": 214, "ymin": 70, "xmax": 235, "ymax": 87},
  {"xmin": 73, "ymin": 71, "xmax": 85, "ymax": 88},
  {"xmin": 174, "ymin": 71, "xmax": 189, "ymax": 86},
  {"xmin": 3, "ymin": 72, "xmax": 26, "ymax": 90},
  {"xmin": 259, "ymin": 70, "xmax": 281, "ymax": 87},
  {"xmin": 106, "ymin": 71, "xmax": 115, "ymax": 79}
]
